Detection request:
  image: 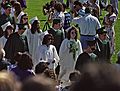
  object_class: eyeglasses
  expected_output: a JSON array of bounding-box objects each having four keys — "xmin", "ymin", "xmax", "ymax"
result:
[{"xmin": 23, "ymin": 18, "xmax": 28, "ymax": 20}]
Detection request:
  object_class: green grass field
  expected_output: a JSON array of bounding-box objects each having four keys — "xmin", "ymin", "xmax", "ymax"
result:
[{"xmin": 26, "ymin": 0, "xmax": 120, "ymax": 63}]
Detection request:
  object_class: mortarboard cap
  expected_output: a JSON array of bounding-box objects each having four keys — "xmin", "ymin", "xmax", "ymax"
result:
[
  {"xmin": 29, "ymin": 16, "xmax": 39, "ymax": 24},
  {"xmin": 17, "ymin": 11, "xmax": 25, "ymax": 23},
  {"xmin": 4, "ymin": 3, "xmax": 12, "ymax": 9},
  {"xmin": 1, "ymin": 22, "xmax": 13, "ymax": 31},
  {"xmin": 97, "ymin": 27, "xmax": 107, "ymax": 34},
  {"xmin": 53, "ymin": 18, "xmax": 61, "ymax": 24}
]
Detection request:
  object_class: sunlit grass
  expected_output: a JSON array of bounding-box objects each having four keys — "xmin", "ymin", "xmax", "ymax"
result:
[{"xmin": 26, "ymin": 0, "xmax": 120, "ymax": 62}]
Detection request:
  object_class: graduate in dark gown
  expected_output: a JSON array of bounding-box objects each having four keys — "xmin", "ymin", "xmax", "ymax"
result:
[
  {"xmin": 94, "ymin": 27, "xmax": 110, "ymax": 62},
  {"xmin": 75, "ymin": 40, "xmax": 97, "ymax": 73},
  {"xmin": 4, "ymin": 24, "xmax": 29, "ymax": 64},
  {"xmin": 47, "ymin": 19, "xmax": 65, "ymax": 54}
]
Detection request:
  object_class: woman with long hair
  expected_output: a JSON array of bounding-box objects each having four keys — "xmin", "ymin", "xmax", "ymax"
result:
[{"xmin": 58, "ymin": 26, "xmax": 83, "ymax": 86}]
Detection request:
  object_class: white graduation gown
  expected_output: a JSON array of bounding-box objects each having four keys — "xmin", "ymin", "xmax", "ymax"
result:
[
  {"xmin": 58, "ymin": 39, "xmax": 83, "ymax": 85},
  {"xmin": 27, "ymin": 30, "xmax": 43, "ymax": 65},
  {"xmin": 35, "ymin": 44, "xmax": 60, "ymax": 70}
]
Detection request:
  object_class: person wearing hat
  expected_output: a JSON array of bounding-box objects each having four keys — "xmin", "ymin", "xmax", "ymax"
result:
[
  {"xmin": 0, "ymin": 21, "xmax": 13, "ymax": 48},
  {"xmin": 35, "ymin": 34, "xmax": 59, "ymax": 73},
  {"xmin": 58, "ymin": 26, "xmax": 83, "ymax": 86},
  {"xmin": 27, "ymin": 16, "xmax": 43, "ymax": 66},
  {"xmin": 94, "ymin": 27, "xmax": 110, "ymax": 62},
  {"xmin": 0, "ymin": 3, "xmax": 15, "ymax": 30},
  {"xmin": 47, "ymin": 18, "xmax": 65, "ymax": 54},
  {"xmin": 4, "ymin": 23, "xmax": 29, "ymax": 64}
]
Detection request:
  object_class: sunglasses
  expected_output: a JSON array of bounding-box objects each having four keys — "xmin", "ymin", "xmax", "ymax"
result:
[{"xmin": 23, "ymin": 18, "xmax": 28, "ymax": 20}]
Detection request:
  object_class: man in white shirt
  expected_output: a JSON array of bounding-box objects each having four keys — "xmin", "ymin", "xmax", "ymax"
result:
[{"xmin": 72, "ymin": 7, "xmax": 101, "ymax": 51}]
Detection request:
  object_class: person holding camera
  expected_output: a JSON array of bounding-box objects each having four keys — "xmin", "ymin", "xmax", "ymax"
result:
[
  {"xmin": 72, "ymin": 1, "xmax": 85, "ymax": 17},
  {"xmin": 50, "ymin": 2, "xmax": 65, "ymax": 27}
]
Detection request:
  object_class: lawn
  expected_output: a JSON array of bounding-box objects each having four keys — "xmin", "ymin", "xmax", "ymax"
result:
[{"xmin": 26, "ymin": 0, "xmax": 120, "ymax": 63}]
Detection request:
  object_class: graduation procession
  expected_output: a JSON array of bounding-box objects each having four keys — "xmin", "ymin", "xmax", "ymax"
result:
[{"xmin": 0, "ymin": 0, "xmax": 120, "ymax": 91}]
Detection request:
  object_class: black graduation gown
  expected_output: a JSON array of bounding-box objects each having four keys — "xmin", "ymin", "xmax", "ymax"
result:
[
  {"xmin": 94, "ymin": 38, "xmax": 110, "ymax": 62},
  {"xmin": 48, "ymin": 28, "xmax": 64, "ymax": 53},
  {"xmin": 4, "ymin": 32, "xmax": 29, "ymax": 62}
]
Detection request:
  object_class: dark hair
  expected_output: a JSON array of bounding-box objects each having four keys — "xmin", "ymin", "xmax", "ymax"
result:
[
  {"xmin": 85, "ymin": 7, "xmax": 91, "ymax": 14},
  {"xmin": 69, "ymin": 71, "xmax": 81, "ymax": 81},
  {"xmin": 17, "ymin": 52, "xmax": 33, "ymax": 70},
  {"xmin": 74, "ymin": 1, "xmax": 82, "ymax": 7},
  {"xmin": 105, "ymin": 4, "xmax": 114, "ymax": 13},
  {"xmin": 35, "ymin": 62, "xmax": 48, "ymax": 74},
  {"xmin": 43, "ymin": 68, "xmax": 57, "ymax": 81},
  {"xmin": 20, "ymin": 13, "xmax": 28, "ymax": 24},
  {"xmin": 54, "ymin": 2, "xmax": 63, "ymax": 12},
  {"xmin": 67, "ymin": 26, "xmax": 78, "ymax": 41},
  {"xmin": 4, "ymin": 26, "xmax": 13, "ymax": 38},
  {"xmin": 14, "ymin": 52, "xmax": 22, "ymax": 62},
  {"xmin": 42, "ymin": 34, "xmax": 54, "ymax": 45},
  {"xmin": 62, "ymin": 3, "xmax": 67, "ymax": 9},
  {"xmin": 13, "ymin": 2, "xmax": 22, "ymax": 17},
  {"xmin": 75, "ymin": 52, "xmax": 91, "ymax": 72},
  {"xmin": 31, "ymin": 20, "xmax": 41, "ymax": 34}
]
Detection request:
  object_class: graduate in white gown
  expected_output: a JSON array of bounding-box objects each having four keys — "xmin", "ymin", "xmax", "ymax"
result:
[
  {"xmin": 58, "ymin": 26, "xmax": 83, "ymax": 86},
  {"xmin": 0, "ymin": 22, "xmax": 13, "ymax": 48},
  {"xmin": 27, "ymin": 17, "xmax": 43, "ymax": 66},
  {"xmin": 35, "ymin": 34, "xmax": 60, "ymax": 71}
]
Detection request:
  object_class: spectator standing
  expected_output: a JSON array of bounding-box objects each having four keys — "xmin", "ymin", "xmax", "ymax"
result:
[
  {"xmin": 73, "ymin": 1, "xmax": 85, "ymax": 17},
  {"xmin": 62, "ymin": 3, "xmax": 71, "ymax": 31},
  {"xmin": 103, "ymin": 4, "xmax": 117, "ymax": 56},
  {"xmin": 88, "ymin": 0, "xmax": 100, "ymax": 18},
  {"xmin": 72, "ymin": 7, "xmax": 101, "ymax": 51},
  {"xmin": 51, "ymin": 2, "xmax": 65, "ymax": 27}
]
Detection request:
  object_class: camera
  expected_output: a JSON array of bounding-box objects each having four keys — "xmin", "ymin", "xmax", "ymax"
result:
[{"xmin": 42, "ymin": 1, "xmax": 55, "ymax": 15}]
